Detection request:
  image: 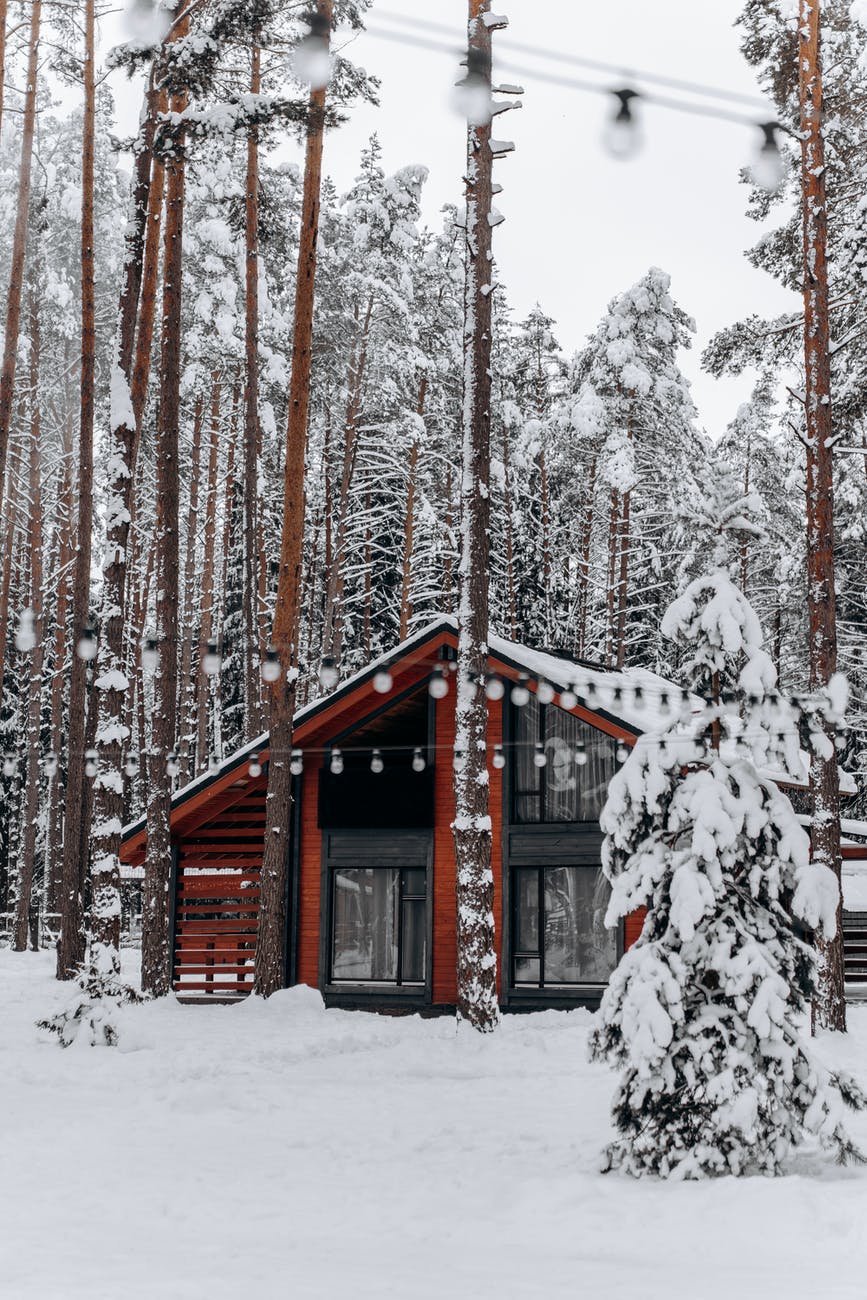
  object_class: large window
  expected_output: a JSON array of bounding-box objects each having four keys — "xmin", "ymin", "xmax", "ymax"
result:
[
  {"xmin": 331, "ymin": 866, "xmax": 426, "ymax": 985},
  {"xmin": 512, "ymin": 695, "xmax": 616, "ymax": 823},
  {"xmin": 512, "ymin": 865, "xmax": 617, "ymax": 987}
]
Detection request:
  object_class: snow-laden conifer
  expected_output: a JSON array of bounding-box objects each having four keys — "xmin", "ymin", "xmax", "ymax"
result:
[{"xmin": 590, "ymin": 546, "xmax": 864, "ymax": 1176}]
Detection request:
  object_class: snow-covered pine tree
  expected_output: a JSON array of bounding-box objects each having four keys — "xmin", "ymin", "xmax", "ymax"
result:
[{"xmin": 590, "ymin": 493, "xmax": 864, "ymax": 1176}]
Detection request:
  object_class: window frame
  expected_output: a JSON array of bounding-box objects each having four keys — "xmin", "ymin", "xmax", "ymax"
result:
[
  {"xmin": 509, "ymin": 696, "xmax": 617, "ymax": 826},
  {"xmin": 510, "ymin": 862, "xmax": 619, "ymax": 991}
]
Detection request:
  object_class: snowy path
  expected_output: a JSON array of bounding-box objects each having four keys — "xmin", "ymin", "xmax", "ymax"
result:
[{"xmin": 2, "ymin": 951, "xmax": 866, "ymax": 1300}]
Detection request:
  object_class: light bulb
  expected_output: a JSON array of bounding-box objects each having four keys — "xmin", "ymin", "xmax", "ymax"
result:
[
  {"xmin": 44, "ymin": 751, "xmax": 58, "ymax": 778},
  {"xmin": 574, "ymin": 743, "xmax": 588, "ymax": 767},
  {"xmin": 511, "ymin": 675, "xmax": 530, "ymax": 707},
  {"xmin": 141, "ymin": 636, "xmax": 158, "ymax": 674},
  {"xmin": 429, "ymin": 667, "xmax": 448, "ymax": 700},
  {"xmin": 560, "ymin": 686, "xmax": 578, "ymax": 710},
  {"xmin": 3, "ymin": 754, "xmax": 16, "ymax": 778},
  {"xmin": 330, "ymin": 748, "xmax": 344, "ymax": 775},
  {"xmin": 412, "ymin": 747, "xmax": 426, "ymax": 773},
  {"xmin": 452, "ymin": 48, "xmax": 492, "ymax": 127},
  {"xmin": 319, "ymin": 655, "xmax": 339, "ymax": 691},
  {"xmin": 208, "ymin": 754, "xmax": 220, "ymax": 774},
  {"xmin": 77, "ymin": 621, "xmax": 98, "ymax": 662},
  {"xmin": 632, "ymin": 686, "xmax": 645, "ymax": 710},
  {"xmin": 453, "ymin": 749, "xmax": 465, "ymax": 772},
  {"xmin": 616, "ymin": 742, "xmax": 629, "ymax": 764},
  {"xmin": 603, "ymin": 89, "xmax": 642, "ymax": 160},
  {"xmin": 537, "ymin": 679, "xmax": 555, "ymax": 705},
  {"xmin": 292, "ymin": 14, "xmax": 331, "ymax": 90},
  {"xmin": 166, "ymin": 750, "xmax": 180, "ymax": 778},
  {"xmin": 85, "ymin": 748, "xmax": 99, "ymax": 778},
  {"xmin": 15, "ymin": 608, "xmax": 36, "ymax": 652},
  {"xmin": 493, "ymin": 744, "xmax": 506, "ymax": 770},
  {"xmin": 290, "ymin": 749, "xmax": 304, "ymax": 777},
  {"xmin": 485, "ymin": 675, "xmax": 505, "ymax": 701},
  {"xmin": 262, "ymin": 648, "xmax": 281, "ymax": 683},
  {"xmin": 124, "ymin": 751, "xmax": 139, "ymax": 777},
  {"xmin": 750, "ymin": 122, "xmax": 786, "ymax": 193},
  {"xmin": 533, "ymin": 743, "xmax": 547, "ymax": 768},
  {"xmin": 370, "ymin": 748, "xmax": 384, "ymax": 775},
  {"xmin": 202, "ymin": 638, "xmax": 221, "ymax": 676},
  {"xmin": 248, "ymin": 753, "xmax": 263, "ymax": 778},
  {"xmin": 373, "ymin": 670, "xmax": 393, "ymax": 694}
]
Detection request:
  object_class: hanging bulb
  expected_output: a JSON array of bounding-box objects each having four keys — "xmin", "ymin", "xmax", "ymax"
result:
[
  {"xmin": 208, "ymin": 754, "xmax": 220, "ymax": 775},
  {"xmin": 166, "ymin": 750, "xmax": 180, "ymax": 778},
  {"xmin": 616, "ymin": 741, "xmax": 629, "ymax": 764},
  {"xmin": 202, "ymin": 638, "xmax": 222, "ymax": 677},
  {"xmin": 485, "ymin": 675, "xmax": 505, "ymax": 701},
  {"xmin": 141, "ymin": 635, "xmax": 158, "ymax": 673},
  {"xmin": 76, "ymin": 620, "xmax": 98, "ymax": 662},
  {"xmin": 330, "ymin": 748, "xmax": 344, "ymax": 776},
  {"xmin": 292, "ymin": 11, "xmax": 331, "ymax": 89},
  {"xmin": 751, "ymin": 121, "xmax": 786, "ymax": 194},
  {"xmin": 612, "ymin": 686, "xmax": 623, "ymax": 705},
  {"xmin": 262, "ymin": 646, "xmax": 281, "ymax": 683},
  {"xmin": 248, "ymin": 752, "xmax": 263, "ymax": 778},
  {"xmin": 537, "ymin": 679, "xmax": 555, "ymax": 706},
  {"xmin": 2, "ymin": 753, "xmax": 17, "ymax": 778},
  {"xmin": 511, "ymin": 674, "xmax": 530, "ymax": 707},
  {"xmin": 632, "ymin": 685, "xmax": 645, "ymax": 710},
  {"xmin": 493, "ymin": 743, "xmax": 506, "ymax": 770},
  {"xmin": 124, "ymin": 750, "xmax": 140, "ymax": 778},
  {"xmin": 44, "ymin": 751, "xmax": 58, "ymax": 778},
  {"xmin": 659, "ymin": 690, "xmax": 670, "ymax": 715},
  {"xmin": 290, "ymin": 748, "xmax": 304, "ymax": 777},
  {"xmin": 429, "ymin": 666, "xmax": 448, "ymax": 699},
  {"xmin": 453, "ymin": 748, "xmax": 465, "ymax": 772},
  {"xmin": 533, "ymin": 742, "xmax": 547, "ymax": 768},
  {"xmin": 370, "ymin": 748, "xmax": 384, "ymax": 775},
  {"xmin": 603, "ymin": 88, "xmax": 642, "ymax": 160},
  {"xmin": 574, "ymin": 741, "xmax": 588, "ymax": 767},
  {"xmin": 452, "ymin": 47, "xmax": 493, "ymax": 127},
  {"xmin": 584, "ymin": 680, "xmax": 597, "ymax": 702},
  {"xmin": 412, "ymin": 746, "xmax": 426, "ymax": 773},
  {"xmin": 373, "ymin": 669, "xmax": 393, "ymax": 695},
  {"xmin": 15, "ymin": 607, "xmax": 36, "ymax": 652},
  {"xmin": 319, "ymin": 655, "xmax": 339, "ymax": 691},
  {"xmin": 85, "ymin": 748, "xmax": 99, "ymax": 778},
  {"xmin": 560, "ymin": 685, "xmax": 578, "ymax": 710}
]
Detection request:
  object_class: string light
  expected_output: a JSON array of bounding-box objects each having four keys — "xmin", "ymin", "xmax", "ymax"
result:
[
  {"xmin": 292, "ymin": 10, "xmax": 331, "ymax": 89},
  {"xmin": 412, "ymin": 746, "xmax": 427, "ymax": 773},
  {"xmin": 319, "ymin": 655, "xmax": 339, "ymax": 691},
  {"xmin": 85, "ymin": 748, "xmax": 99, "ymax": 778},
  {"xmin": 560, "ymin": 685, "xmax": 578, "ymax": 709},
  {"xmin": 453, "ymin": 45, "xmax": 493, "ymax": 127},
  {"xmin": 574, "ymin": 741, "xmax": 588, "ymax": 766},
  {"xmin": 485, "ymin": 675, "xmax": 505, "ymax": 701},
  {"xmin": 616, "ymin": 742, "xmax": 629, "ymax": 764},
  {"xmin": 141, "ymin": 636, "xmax": 158, "ymax": 673},
  {"xmin": 248, "ymin": 752, "xmax": 263, "ymax": 778},
  {"xmin": 429, "ymin": 666, "xmax": 449, "ymax": 699},
  {"xmin": 751, "ymin": 121, "xmax": 786, "ymax": 193},
  {"xmin": 533, "ymin": 742, "xmax": 547, "ymax": 768},
  {"xmin": 493, "ymin": 744, "xmax": 506, "ymax": 770},
  {"xmin": 203, "ymin": 638, "xmax": 222, "ymax": 676},
  {"xmin": 124, "ymin": 751, "xmax": 140, "ymax": 777},
  {"xmin": 330, "ymin": 747, "xmax": 344, "ymax": 775},
  {"xmin": 370, "ymin": 748, "xmax": 384, "ymax": 775},
  {"xmin": 3, "ymin": 754, "xmax": 16, "ymax": 778},
  {"xmin": 537, "ymin": 678, "xmax": 555, "ymax": 705},
  {"xmin": 15, "ymin": 608, "xmax": 36, "ymax": 652},
  {"xmin": 511, "ymin": 674, "xmax": 530, "ymax": 707},
  {"xmin": 208, "ymin": 754, "xmax": 220, "ymax": 774},
  {"xmin": 453, "ymin": 748, "xmax": 465, "ymax": 772},
  {"xmin": 373, "ymin": 669, "xmax": 393, "ymax": 694},
  {"xmin": 603, "ymin": 88, "xmax": 642, "ymax": 159},
  {"xmin": 262, "ymin": 646, "xmax": 281, "ymax": 683},
  {"xmin": 166, "ymin": 750, "xmax": 180, "ymax": 778},
  {"xmin": 44, "ymin": 751, "xmax": 58, "ymax": 778},
  {"xmin": 76, "ymin": 621, "xmax": 98, "ymax": 662},
  {"xmin": 632, "ymin": 685, "xmax": 645, "ymax": 710}
]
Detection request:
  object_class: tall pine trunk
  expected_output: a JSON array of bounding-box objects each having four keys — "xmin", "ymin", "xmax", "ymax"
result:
[
  {"xmin": 57, "ymin": 0, "xmax": 96, "ymax": 979},
  {"xmin": 255, "ymin": 0, "xmax": 333, "ymax": 997},
  {"xmin": 242, "ymin": 36, "xmax": 264, "ymax": 740},
  {"xmin": 798, "ymin": 0, "xmax": 845, "ymax": 1031},
  {"xmin": 453, "ymin": 0, "xmax": 499, "ymax": 1032},
  {"xmin": 178, "ymin": 391, "xmax": 204, "ymax": 784},
  {"xmin": 398, "ymin": 374, "xmax": 427, "ymax": 640},
  {"xmin": 195, "ymin": 372, "xmax": 221, "ymax": 773}
]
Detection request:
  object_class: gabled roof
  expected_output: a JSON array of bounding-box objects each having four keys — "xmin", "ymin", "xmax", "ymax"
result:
[{"xmin": 119, "ymin": 614, "xmax": 853, "ymax": 860}]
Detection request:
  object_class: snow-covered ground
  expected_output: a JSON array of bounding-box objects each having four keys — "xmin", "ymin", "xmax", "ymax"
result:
[{"xmin": 3, "ymin": 951, "xmax": 867, "ymax": 1300}]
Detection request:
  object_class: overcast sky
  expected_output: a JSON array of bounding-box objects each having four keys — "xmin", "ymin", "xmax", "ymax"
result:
[{"xmin": 110, "ymin": 0, "xmax": 799, "ymax": 439}]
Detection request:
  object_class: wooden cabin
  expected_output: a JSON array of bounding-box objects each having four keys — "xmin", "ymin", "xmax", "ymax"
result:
[{"xmin": 119, "ymin": 616, "xmax": 864, "ymax": 1008}]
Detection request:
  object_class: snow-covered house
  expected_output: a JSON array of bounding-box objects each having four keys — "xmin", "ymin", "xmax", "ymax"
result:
[{"xmin": 119, "ymin": 616, "xmax": 859, "ymax": 1006}]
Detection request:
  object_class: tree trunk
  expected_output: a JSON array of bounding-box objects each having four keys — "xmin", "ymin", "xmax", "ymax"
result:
[
  {"xmin": 12, "ymin": 293, "xmax": 45, "ymax": 951},
  {"xmin": 178, "ymin": 391, "xmax": 204, "ymax": 784},
  {"xmin": 255, "ymin": 0, "xmax": 333, "ymax": 997},
  {"xmin": 575, "ymin": 451, "xmax": 598, "ymax": 659},
  {"xmin": 129, "ymin": 89, "xmax": 167, "ymax": 474},
  {"xmin": 539, "ymin": 446, "xmax": 552, "ymax": 640},
  {"xmin": 398, "ymin": 374, "xmax": 427, "ymax": 640},
  {"xmin": 141, "ymin": 30, "xmax": 189, "ymax": 997},
  {"xmin": 0, "ymin": 0, "xmax": 41, "ymax": 524},
  {"xmin": 453, "ymin": 0, "xmax": 499, "ymax": 1032},
  {"xmin": 57, "ymin": 0, "xmax": 96, "ymax": 979},
  {"xmin": 196, "ymin": 371, "xmax": 222, "ymax": 773},
  {"xmin": 605, "ymin": 489, "xmax": 620, "ymax": 667},
  {"xmin": 798, "ymin": 0, "xmax": 845, "ymax": 1032},
  {"xmin": 242, "ymin": 35, "xmax": 264, "ymax": 741},
  {"xmin": 501, "ymin": 419, "xmax": 517, "ymax": 639}
]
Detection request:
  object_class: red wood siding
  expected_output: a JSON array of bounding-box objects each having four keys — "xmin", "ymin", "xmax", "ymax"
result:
[
  {"xmin": 296, "ymin": 763, "xmax": 320, "ymax": 988},
  {"xmin": 624, "ymin": 907, "xmax": 646, "ymax": 950}
]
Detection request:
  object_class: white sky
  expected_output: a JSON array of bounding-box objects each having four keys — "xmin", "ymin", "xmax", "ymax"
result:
[{"xmin": 107, "ymin": 0, "xmax": 799, "ymax": 439}]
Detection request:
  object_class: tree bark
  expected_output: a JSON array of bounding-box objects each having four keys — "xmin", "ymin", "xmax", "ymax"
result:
[
  {"xmin": 141, "ymin": 29, "xmax": 189, "ymax": 997},
  {"xmin": 0, "ymin": 0, "xmax": 41, "ymax": 525},
  {"xmin": 178, "ymin": 391, "xmax": 204, "ymax": 784},
  {"xmin": 501, "ymin": 419, "xmax": 517, "ymax": 639},
  {"xmin": 195, "ymin": 371, "xmax": 222, "ymax": 773},
  {"xmin": 453, "ymin": 0, "xmax": 499, "ymax": 1032},
  {"xmin": 605, "ymin": 489, "xmax": 620, "ymax": 667},
  {"xmin": 242, "ymin": 35, "xmax": 264, "ymax": 741},
  {"xmin": 398, "ymin": 374, "xmax": 427, "ymax": 640},
  {"xmin": 255, "ymin": 0, "xmax": 333, "ymax": 997},
  {"xmin": 798, "ymin": 0, "xmax": 845, "ymax": 1032},
  {"xmin": 57, "ymin": 0, "xmax": 96, "ymax": 979},
  {"xmin": 575, "ymin": 450, "xmax": 598, "ymax": 659}
]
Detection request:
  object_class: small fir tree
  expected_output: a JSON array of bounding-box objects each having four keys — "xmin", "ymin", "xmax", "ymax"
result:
[{"xmin": 589, "ymin": 567, "xmax": 864, "ymax": 1177}]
